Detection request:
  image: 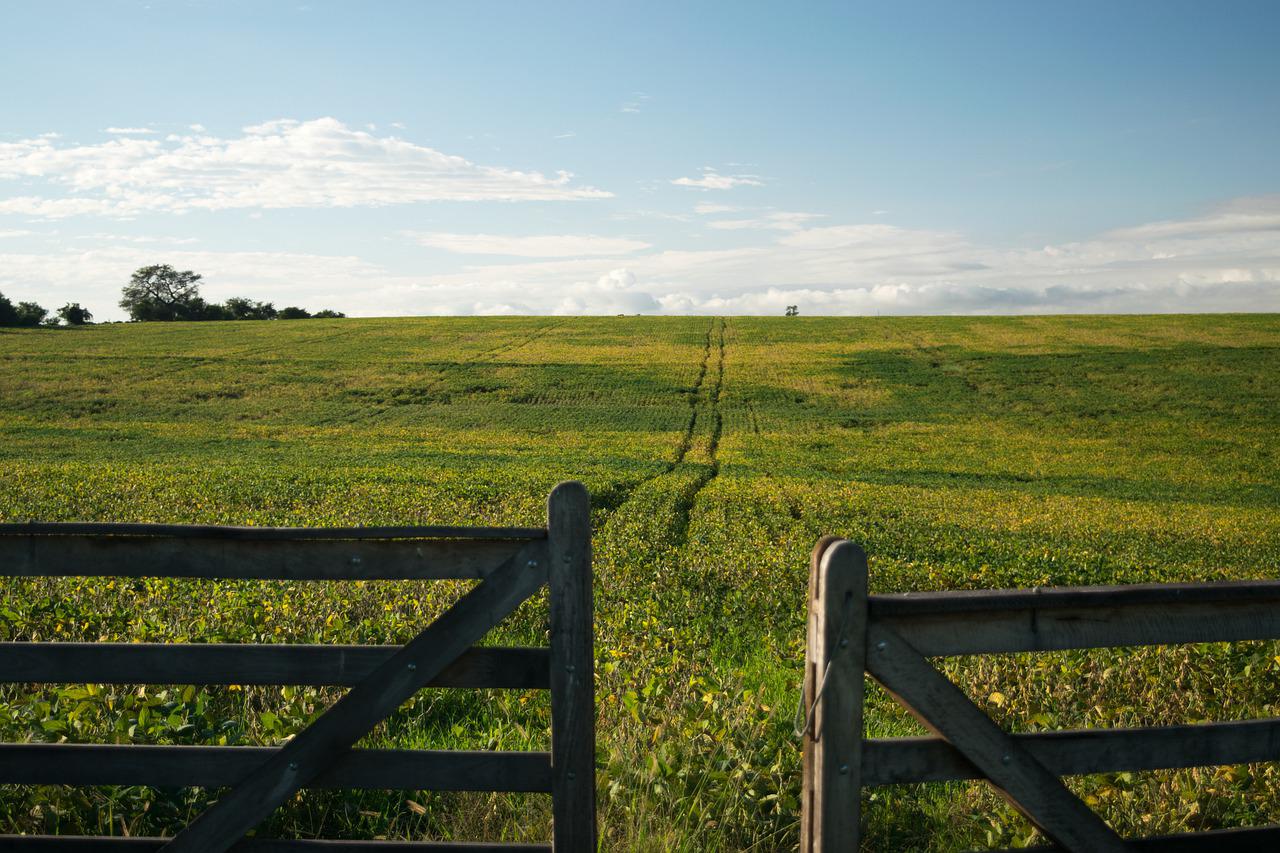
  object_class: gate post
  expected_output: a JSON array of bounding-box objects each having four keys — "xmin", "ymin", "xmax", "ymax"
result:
[
  {"xmin": 547, "ymin": 481, "xmax": 596, "ymax": 852},
  {"xmin": 801, "ymin": 538, "xmax": 868, "ymax": 852}
]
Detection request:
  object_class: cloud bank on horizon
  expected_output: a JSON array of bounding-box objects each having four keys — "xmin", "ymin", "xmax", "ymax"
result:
[{"xmin": 1, "ymin": 117, "xmax": 1275, "ymax": 319}]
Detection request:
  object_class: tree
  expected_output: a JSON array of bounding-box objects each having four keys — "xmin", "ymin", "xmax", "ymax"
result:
[
  {"xmin": 224, "ymin": 297, "xmax": 278, "ymax": 321},
  {"xmin": 278, "ymin": 306, "xmax": 311, "ymax": 320},
  {"xmin": 14, "ymin": 301, "xmax": 48, "ymax": 327},
  {"xmin": 120, "ymin": 265, "xmax": 205, "ymax": 321},
  {"xmin": 57, "ymin": 303, "xmax": 93, "ymax": 325},
  {"xmin": 311, "ymin": 309, "xmax": 345, "ymax": 318},
  {"xmin": 785, "ymin": 305, "xmax": 799, "ymax": 317},
  {"xmin": 0, "ymin": 292, "xmax": 16, "ymax": 326}
]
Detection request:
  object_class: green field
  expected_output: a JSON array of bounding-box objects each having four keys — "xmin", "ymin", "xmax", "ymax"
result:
[{"xmin": 1, "ymin": 315, "xmax": 1278, "ymax": 850}]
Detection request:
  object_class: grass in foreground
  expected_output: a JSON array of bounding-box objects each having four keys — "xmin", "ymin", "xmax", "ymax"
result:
[{"xmin": 1, "ymin": 314, "xmax": 1278, "ymax": 850}]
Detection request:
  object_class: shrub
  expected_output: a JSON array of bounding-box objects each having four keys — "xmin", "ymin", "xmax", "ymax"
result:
[{"xmin": 57, "ymin": 303, "xmax": 94, "ymax": 326}]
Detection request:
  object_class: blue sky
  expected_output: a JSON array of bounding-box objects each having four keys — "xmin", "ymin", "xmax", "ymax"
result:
[{"xmin": 2, "ymin": 0, "xmax": 1278, "ymax": 317}]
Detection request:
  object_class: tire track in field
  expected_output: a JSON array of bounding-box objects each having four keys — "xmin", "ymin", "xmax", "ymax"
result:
[
  {"xmin": 667, "ymin": 317, "xmax": 726, "ymax": 545},
  {"xmin": 470, "ymin": 317, "xmax": 569, "ymax": 362},
  {"xmin": 590, "ymin": 317, "xmax": 725, "ymax": 524},
  {"xmin": 670, "ymin": 318, "xmax": 716, "ymax": 468},
  {"xmin": 323, "ymin": 318, "xmax": 569, "ymax": 426}
]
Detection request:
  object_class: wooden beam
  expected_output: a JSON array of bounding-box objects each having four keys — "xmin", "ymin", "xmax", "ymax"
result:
[
  {"xmin": 0, "ymin": 642, "xmax": 549, "ymax": 689},
  {"xmin": 801, "ymin": 535, "xmax": 842, "ymax": 852},
  {"xmin": 871, "ymin": 581, "xmax": 1280, "ymax": 656},
  {"xmin": 873, "ymin": 579, "xmax": 1280, "ymax": 615},
  {"xmin": 863, "ymin": 718, "xmax": 1280, "ymax": 785},
  {"xmin": 866, "ymin": 623, "xmax": 1128, "ymax": 852},
  {"xmin": 801, "ymin": 539, "xmax": 867, "ymax": 853},
  {"xmin": 0, "ymin": 838, "xmax": 552, "ymax": 852},
  {"xmin": 547, "ymin": 482, "xmax": 596, "ymax": 853},
  {"xmin": 987, "ymin": 823, "xmax": 1280, "ymax": 852},
  {"xmin": 0, "ymin": 744, "xmax": 552, "ymax": 792},
  {"xmin": 159, "ymin": 542, "xmax": 548, "ymax": 853},
  {"xmin": 0, "ymin": 535, "xmax": 527, "ymax": 580},
  {"xmin": 0, "ymin": 521, "xmax": 546, "ymax": 541}
]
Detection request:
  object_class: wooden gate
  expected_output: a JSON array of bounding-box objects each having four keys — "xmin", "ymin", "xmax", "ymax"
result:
[
  {"xmin": 801, "ymin": 537, "xmax": 1280, "ymax": 851},
  {"xmin": 0, "ymin": 481, "xmax": 595, "ymax": 852}
]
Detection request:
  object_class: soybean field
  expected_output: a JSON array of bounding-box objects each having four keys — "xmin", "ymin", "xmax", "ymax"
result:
[{"xmin": 1, "ymin": 314, "xmax": 1278, "ymax": 850}]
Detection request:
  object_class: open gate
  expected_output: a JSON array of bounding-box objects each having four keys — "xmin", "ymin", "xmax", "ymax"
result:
[
  {"xmin": 0, "ymin": 481, "xmax": 595, "ymax": 852},
  {"xmin": 801, "ymin": 536, "xmax": 1280, "ymax": 851}
]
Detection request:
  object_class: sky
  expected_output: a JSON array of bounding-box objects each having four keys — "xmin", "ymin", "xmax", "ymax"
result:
[{"xmin": 1, "ymin": 0, "xmax": 1278, "ymax": 319}]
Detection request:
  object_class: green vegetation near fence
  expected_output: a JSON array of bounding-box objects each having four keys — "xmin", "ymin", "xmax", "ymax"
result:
[{"xmin": 1, "ymin": 314, "xmax": 1277, "ymax": 850}]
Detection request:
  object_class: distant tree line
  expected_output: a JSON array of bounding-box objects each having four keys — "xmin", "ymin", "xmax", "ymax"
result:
[
  {"xmin": 1, "ymin": 265, "xmax": 345, "ymax": 328},
  {"xmin": 120, "ymin": 265, "xmax": 344, "ymax": 321},
  {"xmin": 0, "ymin": 291, "xmax": 93, "ymax": 327}
]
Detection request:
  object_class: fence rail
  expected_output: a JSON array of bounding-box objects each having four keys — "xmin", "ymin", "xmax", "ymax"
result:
[
  {"xmin": 0, "ymin": 482, "xmax": 595, "ymax": 853},
  {"xmin": 800, "ymin": 537, "xmax": 1280, "ymax": 852}
]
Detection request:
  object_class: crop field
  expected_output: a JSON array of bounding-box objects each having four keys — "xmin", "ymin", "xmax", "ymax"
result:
[{"xmin": 1, "ymin": 314, "xmax": 1278, "ymax": 850}]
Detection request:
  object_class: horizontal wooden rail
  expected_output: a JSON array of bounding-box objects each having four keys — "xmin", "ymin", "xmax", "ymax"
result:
[
  {"xmin": 870, "ymin": 580, "xmax": 1280, "ymax": 655},
  {"xmin": 990, "ymin": 824, "xmax": 1280, "ymax": 852},
  {"xmin": 0, "ymin": 535, "xmax": 537, "ymax": 580},
  {"xmin": 0, "ymin": 643, "xmax": 549, "ymax": 688},
  {"xmin": 0, "ymin": 521, "xmax": 547, "ymax": 541},
  {"xmin": 0, "ymin": 743, "xmax": 551, "ymax": 792},
  {"xmin": 863, "ymin": 718, "xmax": 1280, "ymax": 785},
  {"xmin": 0, "ymin": 838, "xmax": 551, "ymax": 852}
]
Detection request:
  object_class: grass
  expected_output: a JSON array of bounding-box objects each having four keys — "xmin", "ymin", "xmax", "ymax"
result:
[{"xmin": 0, "ymin": 314, "xmax": 1277, "ymax": 850}]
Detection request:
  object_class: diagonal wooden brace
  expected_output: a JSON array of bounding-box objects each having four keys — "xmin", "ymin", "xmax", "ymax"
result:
[
  {"xmin": 160, "ymin": 542, "xmax": 547, "ymax": 853},
  {"xmin": 865, "ymin": 623, "xmax": 1130, "ymax": 853}
]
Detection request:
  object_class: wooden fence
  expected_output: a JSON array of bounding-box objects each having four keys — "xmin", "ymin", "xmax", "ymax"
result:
[
  {"xmin": 800, "ymin": 537, "xmax": 1280, "ymax": 852},
  {"xmin": 0, "ymin": 481, "xmax": 595, "ymax": 853}
]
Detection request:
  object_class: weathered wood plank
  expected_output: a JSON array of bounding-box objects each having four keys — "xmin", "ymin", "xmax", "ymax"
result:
[
  {"xmin": 877, "ymin": 596, "xmax": 1280, "ymax": 656},
  {"xmin": 863, "ymin": 718, "xmax": 1280, "ymax": 785},
  {"xmin": 866, "ymin": 623, "xmax": 1128, "ymax": 852},
  {"xmin": 0, "ymin": 838, "xmax": 551, "ymax": 852},
  {"xmin": 801, "ymin": 539, "xmax": 866, "ymax": 853},
  {"xmin": 160, "ymin": 542, "xmax": 548, "ymax": 853},
  {"xmin": 987, "ymin": 823, "xmax": 1280, "ymax": 852},
  {"xmin": 0, "ymin": 744, "xmax": 552, "ymax": 791},
  {"xmin": 547, "ymin": 482, "xmax": 596, "ymax": 853},
  {"xmin": 0, "ymin": 521, "xmax": 546, "ymax": 541},
  {"xmin": 800, "ymin": 535, "xmax": 841, "ymax": 852},
  {"xmin": 872, "ymin": 580, "xmax": 1280, "ymax": 615},
  {"xmin": 0, "ymin": 642, "xmax": 549, "ymax": 689},
  {"xmin": 0, "ymin": 536, "xmax": 527, "ymax": 580}
]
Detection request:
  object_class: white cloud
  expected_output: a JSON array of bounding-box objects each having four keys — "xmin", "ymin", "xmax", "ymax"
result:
[
  {"xmin": 554, "ymin": 132, "xmax": 577, "ymax": 139},
  {"xmin": 380, "ymin": 196, "xmax": 1280, "ymax": 315},
  {"xmin": 410, "ymin": 232, "xmax": 651, "ymax": 257},
  {"xmin": 553, "ymin": 268, "xmax": 661, "ymax": 314},
  {"xmin": 707, "ymin": 211, "xmax": 824, "ymax": 231},
  {"xmin": 3, "ymin": 196, "xmax": 1277, "ymax": 318},
  {"xmin": 0, "ymin": 117, "xmax": 612, "ymax": 218},
  {"xmin": 672, "ymin": 168, "xmax": 764, "ymax": 190},
  {"xmin": 0, "ymin": 229, "xmax": 36, "ymax": 238},
  {"xmin": 72, "ymin": 233, "xmax": 199, "ymax": 245},
  {"xmin": 694, "ymin": 202, "xmax": 739, "ymax": 215},
  {"xmin": 188, "ymin": 124, "xmax": 207, "ymax": 133},
  {"xmin": 102, "ymin": 127, "xmax": 155, "ymax": 135},
  {"xmin": 620, "ymin": 93, "xmax": 651, "ymax": 114}
]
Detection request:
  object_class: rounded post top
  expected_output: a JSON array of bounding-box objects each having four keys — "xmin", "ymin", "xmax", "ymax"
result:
[
  {"xmin": 547, "ymin": 481, "xmax": 590, "ymax": 524},
  {"xmin": 813, "ymin": 537, "xmax": 869, "ymax": 600},
  {"xmin": 811, "ymin": 534, "xmax": 845, "ymax": 571}
]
